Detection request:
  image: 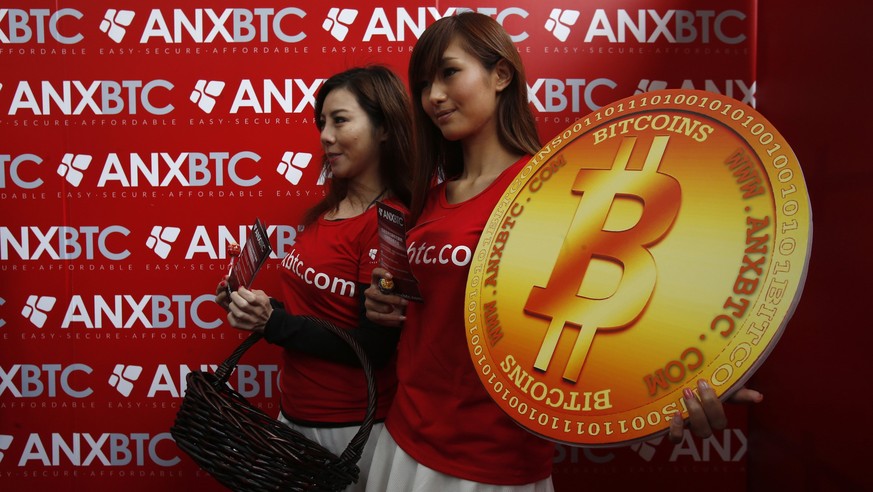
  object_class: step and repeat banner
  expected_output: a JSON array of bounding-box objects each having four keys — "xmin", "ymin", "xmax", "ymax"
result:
[{"xmin": 0, "ymin": 1, "xmax": 756, "ymax": 490}]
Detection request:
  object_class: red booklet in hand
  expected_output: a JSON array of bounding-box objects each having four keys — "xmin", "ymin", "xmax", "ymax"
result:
[
  {"xmin": 377, "ymin": 202, "xmax": 423, "ymax": 302},
  {"xmin": 226, "ymin": 218, "xmax": 273, "ymax": 296}
]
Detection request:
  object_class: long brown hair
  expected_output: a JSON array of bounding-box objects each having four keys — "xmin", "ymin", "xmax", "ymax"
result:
[
  {"xmin": 408, "ymin": 12, "xmax": 540, "ymax": 220},
  {"xmin": 303, "ymin": 65, "xmax": 413, "ymax": 225}
]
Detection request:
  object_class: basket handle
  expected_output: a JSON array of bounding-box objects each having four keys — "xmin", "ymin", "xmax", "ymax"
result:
[
  {"xmin": 212, "ymin": 319, "xmax": 377, "ymax": 467},
  {"xmin": 296, "ymin": 316, "xmax": 377, "ymax": 466},
  {"xmin": 215, "ymin": 332, "xmax": 263, "ymax": 383}
]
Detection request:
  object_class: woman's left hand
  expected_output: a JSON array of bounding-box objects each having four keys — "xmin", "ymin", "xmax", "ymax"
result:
[
  {"xmin": 226, "ymin": 287, "xmax": 272, "ymax": 333},
  {"xmin": 668, "ymin": 379, "xmax": 764, "ymax": 443}
]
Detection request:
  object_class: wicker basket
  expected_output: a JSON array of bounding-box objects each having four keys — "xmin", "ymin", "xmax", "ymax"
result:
[{"xmin": 170, "ymin": 317, "xmax": 376, "ymax": 492}]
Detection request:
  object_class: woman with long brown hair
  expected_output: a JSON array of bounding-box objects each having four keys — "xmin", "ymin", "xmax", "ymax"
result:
[
  {"xmin": 364, "ymin": 13, "xmax": 762, "ymax": 491},
  {"xmin": 216, "ymin": 65, "xmax": 413, "ymax": 491}
]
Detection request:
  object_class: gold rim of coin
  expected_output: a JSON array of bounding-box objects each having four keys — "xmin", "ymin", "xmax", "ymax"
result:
[{"xmin": 465, "ymin": 89, "xmax": 811, "ymax": 446}]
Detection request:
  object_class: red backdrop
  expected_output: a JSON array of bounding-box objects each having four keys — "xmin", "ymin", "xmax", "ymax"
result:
[
  {"xmin": 3, "ymin": 0, "xmax": 868, "ymax": 490},
  {"xmin": 748, "ymin": 1, "xmax": 873, "ymax": 490}
]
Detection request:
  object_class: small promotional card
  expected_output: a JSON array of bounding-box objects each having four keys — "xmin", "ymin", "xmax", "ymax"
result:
[
  {"xmin": 377, "ymin": 202, "xmax": 423, "ymax": 302},
  {"xmin": 226, "ymin": 218, "xmax": 273, "ymax": 296}
]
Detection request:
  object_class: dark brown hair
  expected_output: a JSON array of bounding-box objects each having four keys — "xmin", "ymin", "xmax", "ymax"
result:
[
  {"xmin": 408, "ymin": 12, "xmax": 540, "ymax": 220},
  {"xmin": 303, "ymin": 66, "xmax": 413, "ymax": 225}
]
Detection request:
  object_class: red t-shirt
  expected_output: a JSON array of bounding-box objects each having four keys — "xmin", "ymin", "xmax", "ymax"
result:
[
  {"xmin": 277, "ymin": 205, "xmax": 397, "ymax": 423},
  {"xmin": 386, "ymin": 157, "xmax": 554, "ymax": 484}
]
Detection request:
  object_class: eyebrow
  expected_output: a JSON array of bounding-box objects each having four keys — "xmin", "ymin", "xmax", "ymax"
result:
[{"xmin": 323, "ymin": 108, "xmax": 350, "ymax": 118}]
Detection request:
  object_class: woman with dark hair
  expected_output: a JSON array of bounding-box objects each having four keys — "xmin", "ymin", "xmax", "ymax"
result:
[
  {"xmin": 215, "ymin": 65, "xmax": 413, "ymax": 491},
  {"xmin": 364, "ymin": 13, "xmax": 762, "ymax": 491}
]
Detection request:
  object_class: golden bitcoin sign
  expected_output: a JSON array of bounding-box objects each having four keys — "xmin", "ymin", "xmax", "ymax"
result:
[{"xmin": 465, "ymin": 89, "xmax": 811, "ymax": 446}]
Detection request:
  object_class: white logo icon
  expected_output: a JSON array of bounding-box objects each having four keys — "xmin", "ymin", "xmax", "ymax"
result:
[
  {"xmin": 22, "ymin": 295, "xmax": 57, "ymax": 328},
  {"xmin": 190, "ymin": 80, "xmax": 226, "ymax": 114},
  {"xmin": 323, "ymin": 8, "xmax": 358, "ymax": 41},
  {"xmin": 57, "ymin": 153, "xmax": 93, "ymax": 187},
  {"xmin": 635, "ymin": 79, "xmax": 669, "ymax": 94},
  {"xmin": 109, "ymin": 364, "xmax": 143, "ymax": 397},
  {"xmin": 277, "ymin": 151, "xmax": 313, "ymax": 185},
  {"xmin": 545, "ymin": 9, "xmax": 580, "ymax": 42},
  {"xmin": 630, "ymin": 436, "xmax": 664, "ymax": 461},
  {"xmin": 100, "ymin": 9, "xmax": 136, "ymax": 43},
  {"xmin": 0, "ymin": 435, "xmax": 12, "ymax": 464},
  {"xmin": 369, "ymin": 249, "xmax": 378, "ymax": 260},
  {"xmin": 0, "ymin": 297, "xmax": 6, "ymax": 328},
  {"xmin": 146, "ymin": 226, "xmax": 182, "ymax": 259}
]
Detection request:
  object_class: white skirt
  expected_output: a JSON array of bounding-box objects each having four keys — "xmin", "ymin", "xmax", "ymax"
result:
[
  {"xmin": 364, "ymin": 428, "xmax": 555, "ymax": 492},
  {"xmin": 278, "ymin": 413, "xmax": 384, "ymax": 492}
]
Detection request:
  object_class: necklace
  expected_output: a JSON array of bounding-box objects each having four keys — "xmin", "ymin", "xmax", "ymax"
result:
[
  {"xmin": 325, "ymin": 188, "xmax": 388, "ymax": 221},
  {"xmin": 365, "ymin": 188, "xmax": 388, "ymax": 210}
]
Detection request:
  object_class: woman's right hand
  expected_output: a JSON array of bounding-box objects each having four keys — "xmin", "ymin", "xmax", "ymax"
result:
[
  {"xmin": 214, "ymin": 275, "xmax": 231, "ymax": 312},
  {"xmin": 364, "ymin": 268, "xmax": 408, "ymax": 328}
]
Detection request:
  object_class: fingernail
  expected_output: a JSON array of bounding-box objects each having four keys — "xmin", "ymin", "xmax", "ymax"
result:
[
  {"xmin": 698, "ymin": 379, "xmax": 710, "ymax": 391},
  {"xmin": 672, "ymin": 411, "xmax": 682, "ymax": 423},
  {"xmin": 219, "ymin": 281, "xmax": 227, "ymax": 287},
  {"xmin": 683, "ymin": 388, "xmax": 695, "ymax": 400}
]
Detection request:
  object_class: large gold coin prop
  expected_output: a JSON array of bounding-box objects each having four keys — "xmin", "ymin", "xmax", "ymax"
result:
[{"xmin": 465, "ymin": 89, "xmax": 811, "ymax": 446}]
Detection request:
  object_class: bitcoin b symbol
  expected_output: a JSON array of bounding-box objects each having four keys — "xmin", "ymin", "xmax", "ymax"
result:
[{"xmin": 525, "ymin": 136, "xmax": 681, "ymax": 382}]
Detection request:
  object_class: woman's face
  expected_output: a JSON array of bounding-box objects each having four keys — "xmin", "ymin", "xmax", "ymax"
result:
[
  {"xmin": 319, "ymin": 88, "xmax": 383, "ymax": 180},
  {"xmin": 420, "ymin": 39, "xmax": 502, "ymax": 143}
]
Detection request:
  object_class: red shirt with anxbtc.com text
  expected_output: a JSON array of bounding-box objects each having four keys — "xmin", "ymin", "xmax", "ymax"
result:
[
  {"xmin": 387, "ymin": 156, "xmax": 554, "ymax": 485},
  {"xmin": 277, "ymin": 207, "xmax": 397, "ymax": 423}
]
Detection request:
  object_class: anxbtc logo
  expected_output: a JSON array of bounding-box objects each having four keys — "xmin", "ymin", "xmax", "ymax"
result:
[
  {"xmin": 0, "ymin": 435, "xmax": 12, "ymax": 464},
  {"xmin": 581, "ymin": 9, "xmax": 748, "ymax": 44},
  {"xmin": 184, "ymin": 224, "xmax": 297, "ymax": 259},
  {"xmin": 232, "ymin": 79, "xmax": 323, "ymax": 114},
  {"xmin": 0, "ymin": 225, "xmax": 130, "ymax": 260},
  {"xmin": 57, "ymin": 153, "xmax": 92, "ymax": 187},
  {"xmin": 0, "ymin": 364, "xmax": 93, "ymax": 398},
  {"xmin": 361, "ymin": 7, "xmax": 530, "ymax": 43},
  {"xmin": 190, "ymin": 80, "xmax": 225, "ymax": 113},
  {"xmin": 15, "ymin": 432, "xmax": 180, "ymax": 466},
  {"xmin": 151, "ymin": 364, "xmax": 279, "ymax": 398},
  {"xmin": 545, "ymin": 9, "xmax": 580, "ymax": 42},
  {"xmin": 109, "ymin": 364, "xmax": 143, "ymax": 397},
  {"xmin": 630, "ymin": 436, "xmax": 664, "ymax": 461},
  {"xmin": 147, "ymin": 226, "xmax": 181, "ymax": 259},
  {"xmin": 60, "ymin": 294, "xmax": 222, "ymax": 329},
  {"xmin": 277, "ymin": 151, "xmax": 313, "ymax": 185},
  {"xmin": 138, "ymin": 8, "xmax": 306, "ymax": 43},
  {"xmin": 323, "ymin": 8, "xmax": 358, "ymax": 41},
  {"xmin": 7, "ymin": 80, "xmax": 173, "ymax": 116},
  {"xmin": 528, "ymin": 78, "xmax": 616, "ymax": 112},
  {"xmin": 21, "ymin": 295, "xmax": 56, "ymax": 328},
  {"xmin": 6, "ymin": 152, "xmax": 265, "ymax": 190},
  {"xmin": 1, "ymin": 153, "xmax": 42, "ymax": 189},
  {"xmin": 100, "ymin": 9, "xmax": 136, "ymax": 43},
  {"xmin": 98, "ymin": 152, "xmax": 261, "ymax": 188},
  {"xmin": 0, "ymin": 8, "xmax": 84, "ymax": 44},
  {"xmin": 186, "ymin": 79, "xmax": 323, "ymax": 115},
  {"xmin": 636, "ymin": 80, "xmax": 670, "ymax": 94}
]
